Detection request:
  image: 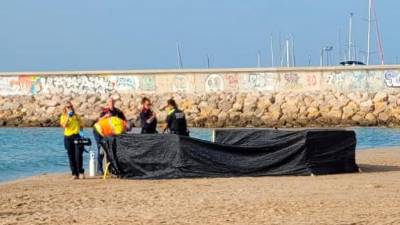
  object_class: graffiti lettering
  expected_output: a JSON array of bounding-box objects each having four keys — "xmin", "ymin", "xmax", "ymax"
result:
[
  {"xmin": 173, "ymin": 75, "xmax": 187, "ymax": 92},
  {"xmin": 247, "ymin": 73, "xmax": 274, "ymax": 91},
  {"xmin": 384, "ymin": 71, "xmax": 400, "ymax": 87},
  {"xmin": 307, "ymin": 74, "xmax": 317, "ymax": 87},
  {"xmin": 8, "ymin": 76, "xmax": 42, "ymax": 94},
  {"xmin": 205, "ymin": 74, "xmax": 224, "ymax": 92},
  {"xmin": 326, "ymin": 73, "xmax": 344, "ymax": 88},
  {"xmin": 350, "ymin": 72, "xmax": 367, "ymax": 89},
  {"xmin": 110, "ymin": 75, "xmax": 139, "ymax": 92},
  {"xmin": 142, "ymin": 76, "xmax": 155, "ymax": 91},
  {"xmin": 39, "ymin": 76, "xmax": 114, "ymax": 94},
  {"xmin": 225, "ymin": 74, "xmax": 239, "ymax": 89},
  {"xmin": 284, "ymin": 73, "xmax": 299, "ymax": 83},
  {"xmin": 0, "ymin": 77, "xmax": 20, "ymax": 95}
]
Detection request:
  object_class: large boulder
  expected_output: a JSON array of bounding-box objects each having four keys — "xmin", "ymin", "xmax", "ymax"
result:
[
  {"xmin": 326, "ymin": 107, "xmax": 342, "ymax": 124},
  {"xmin": 243, "ymin": 94, "xmax": 259, "ymax": 112},
  {"xmin": 0, "ymin": 102, "xmax": 21, "ymax": 111},
  {"xmin": 218, "ymin": 99, "xmax": 234, "ymax": 112},
  {"xmin": 373, "ymin": 92, "xmax": 388, "ymax": 102},
  {"xmin": 364, "ymin": 113, "xmax": 377, "ymax": 125},
  {"xmin": 359, "ymin": 100, "xmax": 374, "ymax": 112},
  {"xmin": 342, "ymin": 101, "xmax": 359, "ymax": 120},
  {"xmin": 377, "ymin": 112, "xmax": 390, "ymax": 124},
  {"xmin": 307, "ymin": 107, "xmax": 320, "ymax": 119},
  {"xmin": 256, "ymin": 94, "xmax": 273, "ymax": 114},
  {"xmin": 43, "ymin": 100, "xmax": 59, "ymax": 107},
  {"xmin": 373, "ymin": 101, "xmax": 388, "ymax": 115}
]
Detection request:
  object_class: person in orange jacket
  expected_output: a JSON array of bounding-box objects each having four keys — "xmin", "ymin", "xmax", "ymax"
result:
[{"xmin": 93, "ymin": 97, "xmax": 127, "ymax": 175}]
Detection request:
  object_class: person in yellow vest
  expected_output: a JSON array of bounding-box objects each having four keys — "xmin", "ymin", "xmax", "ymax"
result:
[
  {"xmin": 60, "ymin": 101, "xmax": 85, "ymax": 180},
  {"xmin": 162, "ymin": 99, "xmax": 189, "ymax": 136}
]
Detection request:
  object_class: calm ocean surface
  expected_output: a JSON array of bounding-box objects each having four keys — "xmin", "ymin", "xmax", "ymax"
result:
[{"xmin": 1, "ymin": 127, "xmax": 400, "ymax": 183}]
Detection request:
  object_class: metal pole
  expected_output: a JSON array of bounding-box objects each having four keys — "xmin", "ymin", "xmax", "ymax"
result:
[
  {"xmin": 290, "ymin": 34, "xmax": 296, "ymax": 67},
  {"xmin": 338, "ymin": 29, "xmax": 343, "ymax": 63},
  {"xmin": 367, "ymin": 0, "xmax": 372, "ymax": 65},
  {"xmin": 176, "ymin": 43, "xmax": 183, "ymax": 69},
  {"xmin": 270, "ymin": 34, "xmax": 274, "ymax": 67},
  {"xmin": 373, "ymin": 0, "xmax": 385, "ymax": 64},
  {"xmin": 326, "ymin": 50, "xmax": 329, "ymax": 66},
  {"xmin": 348, "ymin": 13, "xmax": 354, "ymax": 61},
  {"xmin": 354, "ymin": 40, "xmax": 358, "ymax": 62},
  {"xmin": 279, "ymin": 32, "xmax": 283, "ymax": 67},
  {"xmin": 257, "ymin": 51, "xmax": 261, "ymax": 68},
  {"xmin": 206, "ymin": 54, "xmax": 210, "ymax": 68},
  {"xmin": 320, "ymin": 48, "xmax": 324, "ymax": 67},
  {"xmin": 286, "ymin": 39, "xmax": 290, "ymax": 67}
]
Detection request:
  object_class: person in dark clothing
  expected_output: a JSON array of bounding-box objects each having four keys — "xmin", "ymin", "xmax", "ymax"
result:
[
  {"xmin": 99, "ymin": 98, "xmax": 126, "ymax": 121},
  {"xmin": 140, "ymin": 97, "xmax": 158, "ymax": 134},
  {"xmin": 93, "ymin": 97, "xmax": 127, "ymax": 175},
  {"xmin": 162, "ymin": 99, "xmax": 189, "ymax": 136}
]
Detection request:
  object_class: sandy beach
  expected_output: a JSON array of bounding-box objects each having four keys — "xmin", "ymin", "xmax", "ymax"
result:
[{"xmin": 1, "ymin": 148, "xmax": 400, "ymax": 225}]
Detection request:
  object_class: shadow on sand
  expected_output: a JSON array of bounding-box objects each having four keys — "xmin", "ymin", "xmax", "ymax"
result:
[{"xmin": 358, "ymin": 164, "xmax": 400, "ymax": 173}]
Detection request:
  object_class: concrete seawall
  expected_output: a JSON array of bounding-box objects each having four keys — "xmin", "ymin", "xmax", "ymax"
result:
[{"xmin": 1, "ymin": 65, "xmax": 400, "ymax": 127}]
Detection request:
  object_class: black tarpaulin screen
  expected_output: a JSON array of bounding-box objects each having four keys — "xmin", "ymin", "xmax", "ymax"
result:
[{"xmin": 102, "ymin": 129, "xmax": 358, "ymax": 179}]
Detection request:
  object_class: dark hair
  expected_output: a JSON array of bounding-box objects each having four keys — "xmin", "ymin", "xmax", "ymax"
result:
[
  {"xmin": 141, "ymin": 97, "xmax": 151, "ymax": 105},
  {"xmin": 167, "ymin": 98, "xmax": 177, "ymax": 109}
]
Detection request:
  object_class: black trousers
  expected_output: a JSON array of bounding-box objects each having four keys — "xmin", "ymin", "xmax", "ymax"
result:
[{"xmin": 64, "ymin": 134, "xmax": 84, "ymax": 176}]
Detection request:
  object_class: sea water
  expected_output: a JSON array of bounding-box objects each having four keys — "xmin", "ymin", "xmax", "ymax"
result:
[{"xmin": 0, "ymin": 127, "xmax": 400, "ymax": 183}]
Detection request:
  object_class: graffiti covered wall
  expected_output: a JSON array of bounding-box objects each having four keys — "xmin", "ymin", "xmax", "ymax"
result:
[{"xmin": 0, "ymin": 66, "xmax": 399, "ymax": 96}]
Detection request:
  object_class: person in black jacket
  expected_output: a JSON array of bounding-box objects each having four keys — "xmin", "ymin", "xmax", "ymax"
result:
[
  {"xmin": 93, "ymin": 97, "xmax": 127, "ymax": 175},
  {"xmin": 98, "ymin": 97, "xmax": 126, "ymax": 121},
  {"xmin": 140, "ymin": 97, "xmax": 158, "ymax": 134},
  {"xmin": 162, "ymin": 99, "xmax": 189, "ymax": 136}
]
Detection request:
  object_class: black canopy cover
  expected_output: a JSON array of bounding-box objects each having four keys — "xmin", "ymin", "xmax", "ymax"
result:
[{"xmin": 102, "ymin": 129, "xmax": 358, "ymax": 179}]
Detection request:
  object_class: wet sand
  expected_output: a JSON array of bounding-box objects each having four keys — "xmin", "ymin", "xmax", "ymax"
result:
[{"xmin": 1, "ymin": 148, "xmax": 400, "ymax": 225}]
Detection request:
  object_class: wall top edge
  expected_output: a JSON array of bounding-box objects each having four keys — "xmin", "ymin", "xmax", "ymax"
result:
[{"xmin": 0, "ymin": 65, "xmax": 399, "ymax": 76}]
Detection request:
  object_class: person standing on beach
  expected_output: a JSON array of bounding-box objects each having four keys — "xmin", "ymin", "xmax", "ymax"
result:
[
  {"xmin": 140, "ymin": 97, "xmax": 158, "ymax": 134},
  {"xmin": 162, "ymin": 99, "xmax": 189, "ymax": 136},
  {"xmin": 60, "ymin": 101, "xmax": 85, "ymax": 180},
  {"xmin": 93, "ymin": 97, "xmax": 127, "ymax": 175},
  {"xmin": 99, "ymin": 97, "xmax": 127, "ymax": 121}
]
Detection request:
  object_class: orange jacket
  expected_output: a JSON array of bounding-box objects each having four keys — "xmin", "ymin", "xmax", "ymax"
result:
[{"xmin": 94, "ymin": 116, "xmax": 127, "ymax": 137}]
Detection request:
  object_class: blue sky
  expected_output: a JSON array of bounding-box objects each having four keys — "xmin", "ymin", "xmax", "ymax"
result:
[{"xmin": 0, "ymin": 0, "xmax": 398, "ymax": 72}]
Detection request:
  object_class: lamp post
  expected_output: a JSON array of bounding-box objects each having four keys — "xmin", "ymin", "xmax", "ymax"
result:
[{"xmin": 320, "ymin": 46, "xmax": 333, "ymax": 66}]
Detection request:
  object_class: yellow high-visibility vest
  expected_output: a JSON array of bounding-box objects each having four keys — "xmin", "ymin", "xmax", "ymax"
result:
[{"xmin": 60, "ymin": 114, "xmax": 81, "ymax": 136}]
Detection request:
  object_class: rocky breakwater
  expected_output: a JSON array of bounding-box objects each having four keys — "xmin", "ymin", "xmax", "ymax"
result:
[{"xmin": 0, "ymin": 91, "xmax": 400, "ymax": 128}]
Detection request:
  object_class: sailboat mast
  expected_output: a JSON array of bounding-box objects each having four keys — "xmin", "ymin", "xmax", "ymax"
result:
[
  {"xmin": 367, "ymin": 0, "xmax": 372, "ymax": 65},
  {"xmin": 373, "ymin": 0, "xmax": 385, "ymax": 64},
  {"xmin": 279, "ymin": 32, "xmax": 284, "ymax": 67},
  {"xmin": 290, "ymin": 34, "xmax": 296, "ymax": 67},
  {"xmin": 286, "ymin": 39, "xmax": 290, "ymax": 67},
  {"xmin": 176, "ymin": 43, "xmax": 183, "ymax": 69},
  {"xmin": 270, "ymin": 34, "xmax": 274, "ymax": 67},
  {"xmin": 338, "ymin": 29, "xmax": 342, "ymax": 63},
  {"xmin": 348, "ymin": 13, "xmax": 354, "ymax": 61}
]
